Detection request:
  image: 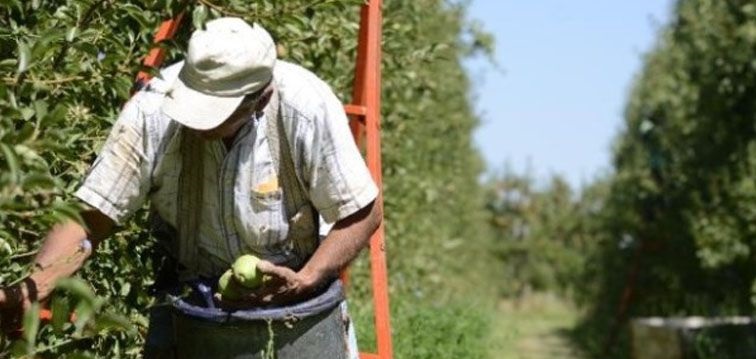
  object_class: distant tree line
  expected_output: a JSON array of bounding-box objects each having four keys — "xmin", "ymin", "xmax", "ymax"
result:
[{"xmin": 485, "ymin": 0, "xmax": 756, "ymax": 357}]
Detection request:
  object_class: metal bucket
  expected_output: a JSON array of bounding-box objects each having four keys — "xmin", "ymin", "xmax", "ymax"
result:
[{"xmin": 169, "ymin": 280, "xmax": 349, "ymax": 359}]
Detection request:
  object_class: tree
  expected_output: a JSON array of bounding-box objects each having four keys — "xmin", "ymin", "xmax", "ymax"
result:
[{"xmin": 576, "ymin": 1, "xmax": 756, "ymax": 357}]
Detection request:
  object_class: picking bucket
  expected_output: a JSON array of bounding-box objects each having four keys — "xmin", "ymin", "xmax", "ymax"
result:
[{"xmin": 169, "ymin": 279, "xmax": 349, "ymax": 359}]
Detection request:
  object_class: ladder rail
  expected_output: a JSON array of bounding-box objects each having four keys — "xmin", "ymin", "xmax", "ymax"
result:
[{"xmin": 345, "ymin": 2, "xmax": 394, "ymax": 359}]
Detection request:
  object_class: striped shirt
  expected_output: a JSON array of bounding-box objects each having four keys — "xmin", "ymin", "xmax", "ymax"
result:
[{"xmin": 75, "ymin": 60, "xmax": 379, "ymax": 276}]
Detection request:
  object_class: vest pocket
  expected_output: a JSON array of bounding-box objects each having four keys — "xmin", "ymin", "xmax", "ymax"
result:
[
  {"xmin": 250, "ymin": 187, "xmax": 283, "ymax": 205},
  {"xmin": 249, "ymin": 188, "xmax": 286, "ymax": 249}
]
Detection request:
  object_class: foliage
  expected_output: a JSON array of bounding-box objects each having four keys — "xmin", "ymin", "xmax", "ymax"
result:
[
  {"xmin": 391, "ymin": 299, "xmax": 490, "ymax": 359},
  {"xmin": 486, "ymin": 292, "xmax": 584, "ymax": 359},
  {"xmin": 0, "ymin": 0, "xmax": 495, "ymax": 357},
  {"xmin": 0, "ymin": 0, "xmax": 182, "ymax": 356},
  {"xmin": 484, "ymin": 6, "xmax": 756, "ymax": 358},
  {"xmin": 570, "ymin": 0, "xmax": 756, "ymax": 357},
  {"xmin": 377, "ymin": 0, "xmax": 495, "ymax": 304},
  {"xmin": 484, "ymin": 171, "xmax": 603, "ymax": 299}
]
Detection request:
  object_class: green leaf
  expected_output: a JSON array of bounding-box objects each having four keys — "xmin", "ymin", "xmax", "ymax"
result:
[
  {"xmin": 284, "ymin": 23, "xmax": 303, "ymax": 37},
  {"xmin": 33, "ymin": 100, "xmax": 48, "ymax": 121},
  {"xmin": 51, "ymin": 295, "xmax": 71, "ymax": 334},
  {"xmin": 67, "ymin": 26, "xmax": 79, "ymax": 42},
  {"xmin": 93, "ymin": 312, "xmax": 134, "ymax": 334},
  {"xmin": 0, "ymin": 58, "xmax": 17, "ymax": 71},
  {"xmin": 55, "ymin": 278, "xmax": 96, "ymax": 305},
  {"xmin": 9, "ymin": 339, "xmax": 27, "ymax": 358},
  {"xmin": 73, "ymin": 42, "xmax": 99, "ymax": 56},
  {"xmin": 192, "ymin": 4, "xmax": 208, "ymax": 30},
  {"xmin": 14, "ymin": 144, "xmax": 44, "ymax": 164},
  {"xmin": 13, "ymin": 122, "xmax": 35, "ymax": 143},
  {"xmin": 121, "ymin": 4, "xmax": 151, "ymax": 28},
  {"xmin": 21, "ymin": 173, "xmax": 57, "ymax": 191},
  {"xmin": 119, "ymin": 282, "xmax": 131, "ymax": 296},
  {"xmin": 46, "ymin": 104, "xmax": 68, "ymax": 124},
  {"xmin": 20, "ymin": 107, "xmax": 34, "ymax": 120},
  {"xmin": 0, "ymin": 237, "xmax": 11, "ymax": 256},
  {"xmin": 1, "ymin": 144, "xmax": 20, "ymax": 183},
  {"xmin": 16, "ymin": 41, "xmax": 31, "ymax": 74},
  {"xmin": 33, "ymin": 29, "xmax": 64, "ymax": 60},
  {"xmin": 23, "ymin": 301, "xmax": 40, "ymax": 353},
  {"xmin": 72, "ymin": 300, "xmax": 94, "ymax": 335},
  {"xmin": 51, "ymin": 201, "xmax": 84, "ymax": 223}
]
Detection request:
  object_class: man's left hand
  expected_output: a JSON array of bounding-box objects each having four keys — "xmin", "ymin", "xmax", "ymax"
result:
[{"xmin": 214, "ymin": 260, "xmax": 322, "ymax": 309}]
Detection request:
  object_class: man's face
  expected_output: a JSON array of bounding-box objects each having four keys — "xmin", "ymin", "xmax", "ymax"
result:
[{"xmin": 194, "ymin": 95, "xmax": 259, "ymax": 141}]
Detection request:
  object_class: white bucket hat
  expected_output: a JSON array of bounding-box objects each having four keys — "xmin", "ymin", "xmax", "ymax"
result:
[{"xmin": 162, "ymin": 17, "xmax": 276, "ymax": 130}]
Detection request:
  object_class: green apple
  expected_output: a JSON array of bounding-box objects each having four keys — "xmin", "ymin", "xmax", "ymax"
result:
[
  {"xmin": 217, "ymin": 269, "xmax": 244, "ymax": 301},
  {"xmin": 232, "ymin": 254, "xmax": 263, "ymax": 289}
]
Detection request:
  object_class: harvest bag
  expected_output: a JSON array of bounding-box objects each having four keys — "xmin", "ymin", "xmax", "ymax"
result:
[{"xmin": 168, "ymin": 279, "xmax": 348, "ymax": 359}]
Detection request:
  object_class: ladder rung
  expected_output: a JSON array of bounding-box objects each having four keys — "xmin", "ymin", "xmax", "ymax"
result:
[
  {"xmin": 142, "ymin": 48, "xmax": 166, "ymax": 68},
  {"xmin": 154, "ymin": 15, "xmax": 184, "ymax": 42},
  {"xmin": 359, "ymin": 353, "xmax": 380, "ymax": 359},
  {"xmin": 344, "ymin": 104, "xmax": 368, "ymax": 117}
]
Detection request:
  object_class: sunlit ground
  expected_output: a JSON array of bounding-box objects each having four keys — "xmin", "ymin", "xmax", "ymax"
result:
[{"xmin": 488, "ymin": 292, "xmax": 586, "ymax": 359}]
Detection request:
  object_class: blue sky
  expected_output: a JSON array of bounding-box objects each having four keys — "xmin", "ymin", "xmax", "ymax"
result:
[{"xmin": 465, "ymin": 0, "xmax": 674, "ymax": 188}]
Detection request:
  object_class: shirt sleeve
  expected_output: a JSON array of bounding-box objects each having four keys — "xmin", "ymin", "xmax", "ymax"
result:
[
  {"xmin": 293, "ymin": 86, "xmax": 379, "ymax": 224},
  {"xmin": 74, "ymin": 97, "xmax": 152, "ymax": 224}
]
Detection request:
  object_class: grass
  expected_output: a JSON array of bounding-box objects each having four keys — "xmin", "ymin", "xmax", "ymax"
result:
[
  {"xmin": 488, "ymin": 292, "xmax": 586, "ymax": 359},
  {"xmin": 353, "ymin": 297, "xmax": 492, "ymax": 359}
]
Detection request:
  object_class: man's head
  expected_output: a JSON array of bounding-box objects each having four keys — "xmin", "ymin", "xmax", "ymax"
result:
[
  {"xmin": 193, "ymin": 82, "xmax": 273, "ymax": 140},
  {"xmin": 161, "ymin": 17, "xmax": 276, "ymax": 132}
]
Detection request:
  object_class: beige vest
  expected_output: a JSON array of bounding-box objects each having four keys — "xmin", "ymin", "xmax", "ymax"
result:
[{"xmin": 174, "ymin": 87, "xmax": 317, "ymax": 279}]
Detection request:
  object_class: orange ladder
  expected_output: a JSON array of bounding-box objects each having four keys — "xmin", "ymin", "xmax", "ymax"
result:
[
  {"xmin": 343, "ymin": 2, "xmax": 393, "ymax": 359},
  {"xmin": 136, "ymin": 3, "xmax": 393, "ymax": 359}
]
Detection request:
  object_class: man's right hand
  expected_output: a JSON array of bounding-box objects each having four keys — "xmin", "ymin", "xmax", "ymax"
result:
[{"xmin": 0, "ymin": 209, "xmax": 112, "ymax": 335}]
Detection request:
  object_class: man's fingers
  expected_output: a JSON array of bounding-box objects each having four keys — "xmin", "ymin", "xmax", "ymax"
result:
[
  {"xmin": 257, "ymin": 260, "xmax": 296, "ymax": 282},
  {"xmin": 212, "ymin": 293, "xmax": 224, "ymax": 308},
  {"xmin": 214, "ymin": 261, "xmax": 306, "ymax": 309},
  {"xmin": 256, "ymin": 259, "xmax": 275, "ymax": 273}
]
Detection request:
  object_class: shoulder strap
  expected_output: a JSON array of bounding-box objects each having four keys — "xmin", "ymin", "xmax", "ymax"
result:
[
  {"xmin": 176, "ymin": 127, "xmax": 204, "ymax": 280},
  {"xmin": 264, "ymin": 87, "xmax": 304, "ymax": 218}
]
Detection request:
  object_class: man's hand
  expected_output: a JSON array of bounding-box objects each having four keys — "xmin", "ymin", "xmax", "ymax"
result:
[
  {"xmin": 215, "ymin": 260, "xmax": 322, "ymax": 309},
  {"xmin": 0, "ymin": 209, "xmax": 111, "ymax": 333},
  {"xmin": 214, "ymin": 199, "xmax": 381, "ymax": 310}
]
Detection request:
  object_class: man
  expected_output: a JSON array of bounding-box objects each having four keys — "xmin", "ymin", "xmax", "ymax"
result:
[{"xmin": 0, "ymin": 17, "xmax": 380, "ymax": 358}]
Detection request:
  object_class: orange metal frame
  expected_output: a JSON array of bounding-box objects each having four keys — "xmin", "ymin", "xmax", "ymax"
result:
[
  {"xmin": 134, "ymin": 3, "xmax": 393, "ymax": 359},
  {"xmin": 344, "ymin": 2, "xmax": 394, "ymax": 359}
]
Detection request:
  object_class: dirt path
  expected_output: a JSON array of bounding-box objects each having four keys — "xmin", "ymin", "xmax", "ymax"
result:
[{"xmin": 487, "ymin": 293, "xmax": 586, "ymax": 359}]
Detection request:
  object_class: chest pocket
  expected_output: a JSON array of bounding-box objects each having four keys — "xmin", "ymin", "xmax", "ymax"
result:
[
  {"xmin": 247, "ymin": 172, "xmax": 318, "ymax": 267},
  {"xmin": 246, "ymin": 151, "xmax": 289, "ymax": 253}
]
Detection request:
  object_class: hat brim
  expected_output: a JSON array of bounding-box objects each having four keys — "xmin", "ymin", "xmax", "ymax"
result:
[{"xmin": 161, "ymin": 76, "xmax": 245, "ymax": 130}]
